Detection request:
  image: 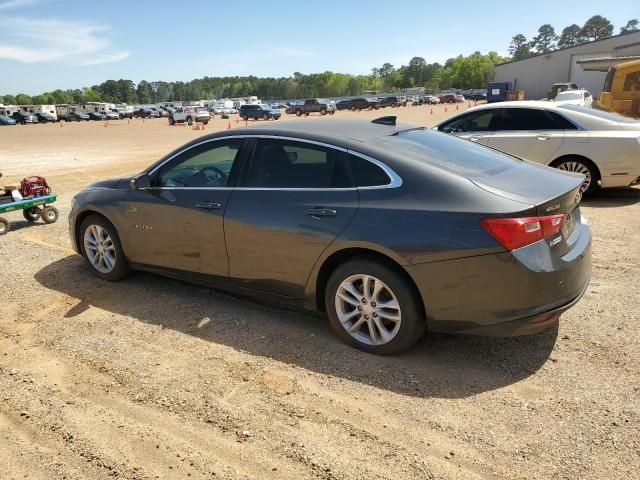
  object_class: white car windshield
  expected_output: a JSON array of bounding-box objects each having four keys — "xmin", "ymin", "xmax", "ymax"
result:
[{"xmin": 555, "ymin": 92, "xmax": 583, "ymax": 101}]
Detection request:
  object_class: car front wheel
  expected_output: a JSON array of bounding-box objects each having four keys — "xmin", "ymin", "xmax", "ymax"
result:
[
  {"xmin": 80, "ymin": 215, "xmax": 130, "ymax": 281},
  {"xmin": 325, "ymin": 258, "xmax": 425, "ymax": 355}
]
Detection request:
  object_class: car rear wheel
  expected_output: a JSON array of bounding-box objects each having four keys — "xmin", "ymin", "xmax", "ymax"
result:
[
  {"xmin": 168, "ymin": 117, "xmax": 175, "ymax": 125},
  {"xmin": 80, "ymin": 215, "xmax": 130, "ymax": 281},
  {"xmin": 325, "ymin": 258, "xmax": 425, "ymax": 355},
  {"xmin": 553, "ymin": 157, "xmax": 598, "ymax": 194},
  {"xmin": 320, "ymin": 108, "xmax": 327, "ymax": 115},
  {"xmin": 23, "ymin": 207, "xmax": 41, "ymax": 222},
  {"xmin": 263, "ymin": 113, "xmax": 269, "ymax": 120},
  {"xmin": 187, "ymin": 117, "xmax": 193, "ymax": 126},
  {"xmin": 295, "ymin": 110, "xmax": 303, "ymax": 117}
]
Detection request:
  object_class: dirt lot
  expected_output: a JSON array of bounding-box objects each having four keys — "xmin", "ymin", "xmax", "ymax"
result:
[{"xmin": 1, "ymin": 104, "xmax": 639, "ymax": 480}]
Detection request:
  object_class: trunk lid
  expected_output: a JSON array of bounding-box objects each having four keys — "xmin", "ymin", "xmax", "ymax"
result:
[{"xmin": 470, "ymin": 161, "xmax": 584, "ymax": 255}]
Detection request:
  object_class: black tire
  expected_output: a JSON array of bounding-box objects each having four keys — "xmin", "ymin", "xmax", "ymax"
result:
[
  {"xmin": 41, "ymin": 206, "xmax": 58, "ymax": 224},
  {"xmin": 187, "ymin": 117, "xmax": 193, "ymax": 126},
  {"xmin": 320, "ymin": 108, "xmax": 327, "ymax": 115},
  {"xmin": 325, "ymin": 257, "xmax": 426, "ymax": 355},
  {"xmin": 0, "ymin": 217, "xmax": 8, "ymax": 235},
  {"xmin": 23, "ymin": 207, "xmax": 41, "ymax": 222},
  {"xmin": 263, "ymin": 113, "xmax": 269, "ymax": 120},
  {"xmin": 79, "ymin": 214, "xmax": 131, "ymax": 281},
  {"xmin": 168, "ymin": 117, "xmax": 175, "ymax": 125},
  {"xmin": 295, "ymin": 110, "xmax": 303, "ymax": 117},
  {"xmin": 552, "ymin": 157, "xmax": 599, "ymax": 195}
]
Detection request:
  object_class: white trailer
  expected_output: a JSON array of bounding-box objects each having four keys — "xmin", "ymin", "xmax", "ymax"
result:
[
  {"xmin": 19, "ymin": 104, "xmax": 58, "ymax": 120},
  {"xmin": 0, "ymin": 104, "xmax": 19, "ymax": 116}
]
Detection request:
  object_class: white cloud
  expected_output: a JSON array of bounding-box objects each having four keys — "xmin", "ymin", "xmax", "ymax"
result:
[
  {"xmin": 0, "ymin": 17, "xmax": 129, "ymax": 65},
  {"xmin": 0, "ymin": 0, "xmax": 37, "ymax": 11}
]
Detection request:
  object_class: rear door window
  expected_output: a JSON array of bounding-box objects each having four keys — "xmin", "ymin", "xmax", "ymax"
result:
[
  {"xmin": 241, "ymin": 139, "xmax": 350, "ymax": 188},
  {"xmin": 493, "ymin": 108, "xmax": 571, "ymax": 130}
]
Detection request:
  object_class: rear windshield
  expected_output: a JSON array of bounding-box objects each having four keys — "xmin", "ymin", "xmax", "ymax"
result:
[
  {"xmin": 372, "ymin": 130, "xmax": 519, "ymax": 176},
  {"xmin": 558, "ymin": 104, "xmax": 640, "ymax": 124}
]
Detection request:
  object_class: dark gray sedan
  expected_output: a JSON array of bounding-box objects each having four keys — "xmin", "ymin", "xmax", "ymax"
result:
[{"xmin": 69, "ymin": 117, "xmax": 592, "ymax": 354}]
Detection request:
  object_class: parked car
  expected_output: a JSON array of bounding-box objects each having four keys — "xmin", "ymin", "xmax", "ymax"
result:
[
  {"xmin": 133, "ymin": 108, "xmax": 154, "ymax": 118},
  {"xmin": 112, "ymin": 107, "xmax": 134, "ymax": 119},
  {"xmin": 349, "ymin": 98, "xmax": 374, "ymax": 110},
  {"xmin": 168, "ymin": 106, "xmax": 210, "ymax": 125},
  {"xmin": 438, "ymin": 94, "xmax": 463, "ymax": 104},
  {"xmin": 238, "ymin": 104, "xmax": 281, "ymax": 120},
  {"xmin": 292, "ymin": 98, "xmax": 336, "ymax": 116},
  {"xmin": 547, "ymin": 82, "xmax": 578, "ymax": 100},
  {"xmin": 67, "ymin": 111, "xmax": 90, "ymax": 122},
  {"xmin": 11, "ymin": 112, "xmax": 37, "ymax": 124},
  {"xmin": 433, "ymin": 101, "xmax": 640, "ymax": 194},
  {"xmin": 70, "ymin": 117, "xmax": 591, "ymax": 355},
  {"xmin": 0, "ymin": 114, "xmax": 17, "ymax": 125},
  {"xmin": 465, "ymin": 92, "xmax": 487, "ymax": 101},
  {"xmin": 88, "ymin": 112, "xmax": 106, "ymax": 121},
  {"xmin": 105, "ymin": 111, "xmax": 120, "ymax": 121},
  {"xmin": 552, "ymin": 89, "xmax": 593, "ymax": 107},
  {"xmin": 335, "ymin": 99, "xmax": 352, "ymax": 111},
  {"xmin": 425, "ymin": 95, "xmax": 440, "ymax": 104},
  {"xmin": 35, "ymin": 112, "xmax": 57, "ymax": 123},
  {"xmin": 378, "ymin": 96, "xmax": 401, "ymax": 108}
]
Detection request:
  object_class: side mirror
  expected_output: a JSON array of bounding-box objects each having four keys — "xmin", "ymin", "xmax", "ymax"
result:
[{"xmin": 130, "ymin": 173, "xmax": 151, "ymax": 190}]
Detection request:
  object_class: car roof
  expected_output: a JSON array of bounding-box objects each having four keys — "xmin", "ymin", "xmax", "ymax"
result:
[
  {"xmin": 221, "ymin": 119, "xmax": 407, "ymax": 143},
  {"xmin": 469, "ymin": 100, "xmax": 560, "ymax": 110}
]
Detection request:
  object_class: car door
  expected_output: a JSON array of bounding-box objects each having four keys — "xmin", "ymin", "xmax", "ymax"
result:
[
  {"xmin": 436, "ymin": 108, "xmax": 497, "ymax": 145},
  {"xmin": 486, "ymin": 108, "xmax": 565, "ymax": 163},
  {"xmin": 123, "ymin": 138, "xmax": 245, "ymax": 276},
  {"xmin": 223, "ymin": 138, "xmax": 359, "ymax": 297}
]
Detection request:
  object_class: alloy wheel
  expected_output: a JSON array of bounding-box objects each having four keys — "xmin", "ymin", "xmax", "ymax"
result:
[
  {"xmin": 84, "ymin": 224, "xmax": 117, "ymax": 274},
  {"xmin": 335, "ymin": 274, "xmax": 402, "ymax": 346},
  {"xmin": 556, "ymin": 161, "xmax": 592, "ymax": 192}
]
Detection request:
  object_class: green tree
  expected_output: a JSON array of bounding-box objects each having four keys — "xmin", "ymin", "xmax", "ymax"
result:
[
  {"xmin": 405, "ymin": 57, "xmax": 428, "ymax": 85},
  {"xmin": 531, "ymin": 24, "xmax": 558, "ymax": 53},
  {"xmin": 620, "ymin": 19, "xmax": 639, "ymax": 33},
  {"xmin": 15, "ymin": 94, "xmax": 32, "ymax": 104},
  {"xmin": 509, "ymin": 34, "xmax": 531, "ymax": 60},
  {"xmin": 558, "ymin": 24, "xmax": 583, "ymax": 48},
  {"xmin": 136, "ymin": 80, "xmax": 154, "ymax": 104},
  {"xmin": 581, "ymin": 15, "xmax": 614, "ymax": 41},
  {"xmin": 2, "ymin": 95, "xmax": 16, "ymax": 104}
]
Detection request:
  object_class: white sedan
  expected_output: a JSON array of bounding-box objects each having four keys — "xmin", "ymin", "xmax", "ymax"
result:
[
  {"xmin": 433, "ymin": 101, "xmax": 640, "ymax": 193},
  {"xmin": 553, "ymin": 89, "xmax": 593, "ymax": 107}
]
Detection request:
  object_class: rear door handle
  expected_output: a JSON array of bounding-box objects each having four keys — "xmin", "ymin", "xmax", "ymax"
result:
[
  {"xmin": 304, "ymin": 207, "xmax": 337, "ymax": 218},
  {"xmin": 468, "ymin": 135, "xmax": 483, "ymax": 142},
  {"xmin": 195, "ymin": 201, "xmax": 222, "ymax": 210},
  {"xmin": 536, "ymin": 134, "xmax": 552, "ymax": 141}
]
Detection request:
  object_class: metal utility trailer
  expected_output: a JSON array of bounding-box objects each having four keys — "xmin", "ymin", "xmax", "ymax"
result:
[{"xmin": 0, "ymin": 194, "xmax": 58, "ymax": 235}]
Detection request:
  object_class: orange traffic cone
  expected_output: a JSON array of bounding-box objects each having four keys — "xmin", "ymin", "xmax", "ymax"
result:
[
  {"xmin": 104, "ymin": 121, "xmax": 108, "ymax": 127},
  {"xmin": 444, "ymin": 106, "xmax": 448, "ymax": 112},
  {"xmin": 227, "ymin": 121, "xmax": 231, "ymax": 129},
  {"xmin": 59, "ymin": 122, "xmax": 63, "ymax": 128},
  {"xmin": 235, "ymin": 118, "xmax": 239, "ymax": 124},
  {"xmin": 456, "ymin": 104, "xmax": 459, "ymax": 110},
  {"xmin": 430, "ymin": 108, "xmax": 433, "ymax": 114}
]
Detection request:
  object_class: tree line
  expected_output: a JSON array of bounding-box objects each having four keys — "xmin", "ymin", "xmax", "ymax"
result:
[
  {"xmin": 509, "ymin": 15, "xmax": 639, "ymax": 60},
  {"xmin": 1, "ymin": 51, "xmax": 507, "ymax": 106}
]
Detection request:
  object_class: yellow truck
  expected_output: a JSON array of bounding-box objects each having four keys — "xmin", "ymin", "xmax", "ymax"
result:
[{"xmin": 598, "ymin": 59, "xmax": 640, "ymax": 118}]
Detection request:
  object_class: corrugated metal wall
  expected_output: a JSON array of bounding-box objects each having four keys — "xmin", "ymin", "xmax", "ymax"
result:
[{"xmin": 494, "ymin": 32, "xmax": 640, "ymax": 99}]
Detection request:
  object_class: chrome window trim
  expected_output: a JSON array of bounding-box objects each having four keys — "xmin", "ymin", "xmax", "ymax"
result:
[{"xmin": 146, "ymin": 134, "xmax": 403, "ymax": 192}]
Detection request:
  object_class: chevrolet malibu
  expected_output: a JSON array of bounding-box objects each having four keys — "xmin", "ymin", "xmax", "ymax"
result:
[{"xmin": 69, "ymin": 118, "xmax": 592, "ymax": 354}]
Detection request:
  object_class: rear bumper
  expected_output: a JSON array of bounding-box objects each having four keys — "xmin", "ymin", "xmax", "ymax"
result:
[{"xmin": 406, "ymin": 219, "xmax": 592, "ymax": 336}]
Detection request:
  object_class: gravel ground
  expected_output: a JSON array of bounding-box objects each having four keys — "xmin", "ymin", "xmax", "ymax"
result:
[{"xmin": 0, "ymin": 106, "xmax": 639, "ymax": 479}]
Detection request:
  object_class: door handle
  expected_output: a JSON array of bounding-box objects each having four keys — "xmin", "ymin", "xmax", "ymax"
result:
[
  {"xmin": 468, "ymin": 135, "xmax": 483, "ymax": 142},
  {"xmin": 536, "ymin": 134, "xmax": 552, "ymax": 141},
  {"xmin": 195, "ymin": 201, "xmax": 222, "ymax": 210},
  {"xmin": 304, "ymin": 207, "xmax": 337, "ymax": 218}
]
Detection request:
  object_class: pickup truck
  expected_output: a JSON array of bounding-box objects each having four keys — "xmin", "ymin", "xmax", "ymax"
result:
[
  {"xmin": 168, "ymin": 106, "xmax": 210, "ymax": 125},
  {"xmin": 292, "ymin": 98, "xmax": 336, "ymax": 116}
]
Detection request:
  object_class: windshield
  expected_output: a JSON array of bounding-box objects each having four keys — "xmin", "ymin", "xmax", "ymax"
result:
[
  {"xmin": 558, "ymin": 104, "xmax": 640, "ymax": 124},
  {"xmin": 555, "ymin": 92, "xmax": 582, "ymax": 101},
  {"xmin": 373, "ymin": 130, "xmax": 518, "ymax": 176}
]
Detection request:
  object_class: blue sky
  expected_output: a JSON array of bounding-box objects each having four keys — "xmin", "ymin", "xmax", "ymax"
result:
[{"xmin": 1, "ymin": 0, "xmax": 637, "ymax": 94}]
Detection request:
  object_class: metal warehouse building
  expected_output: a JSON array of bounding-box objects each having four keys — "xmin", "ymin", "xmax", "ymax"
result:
[{"xmin": 494, "ymin": 31, "xmax": 640, "ymax": 100}]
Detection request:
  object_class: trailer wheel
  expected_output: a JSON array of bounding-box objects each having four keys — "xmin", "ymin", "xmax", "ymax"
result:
[
  {"xmin": 23, "ymin": 207, "xmax": 41, "ymax": 222},
  {"xmin": 187, "ymin": 117, "xmax": 193, "ymax": 126},
  {"xmin": 0, "ymin": 217, "xmax": 9, "ymax": 235},
  {"xmin": 41, "ymin": 206, "xmax": 59, "ymax": 224}
]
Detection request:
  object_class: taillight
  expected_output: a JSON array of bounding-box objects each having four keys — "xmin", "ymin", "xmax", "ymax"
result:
[{"xmin": 481, "ymin": 214, "xmax": 564, "ymax": 250}]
